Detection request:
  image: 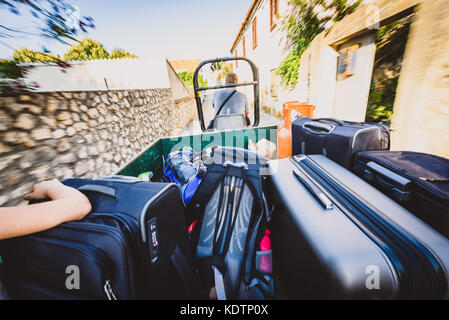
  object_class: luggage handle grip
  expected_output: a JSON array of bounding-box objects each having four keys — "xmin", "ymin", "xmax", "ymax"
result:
[
  {"xmin": 78, "ymin": 185, "xmax": 116, "ymax": 199},
  {"xmin": 223, "ymin": 161, "xmax": 249, "ymax": 170},
  {"xmin": 364, "ymin": 162, "xmax": 412, "ymax": 202},
  {"xmin": 315, "ymin": 118, "xmax": 346, "ymax": 126},
  {"xmin": 292, "ymin": 170, "xmax": 333, "ymax": 210},
  {"xmin": 303, "ymin": 121, "xmax": 335, "ymax": 134},
  {"xmin": 96, "ymin": 175, "xmax": 142, "ymax": 183}
]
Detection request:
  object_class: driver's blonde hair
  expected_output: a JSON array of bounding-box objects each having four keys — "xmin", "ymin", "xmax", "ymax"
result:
[{"xmin": 225, "ymin": 72, "xmax": 238, "ymax": 85}]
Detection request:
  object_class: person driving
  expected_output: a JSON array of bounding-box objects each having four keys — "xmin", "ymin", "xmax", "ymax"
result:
[{"xmin": 210, "ymin": 72, "xmax": 250, "ymax": 128}]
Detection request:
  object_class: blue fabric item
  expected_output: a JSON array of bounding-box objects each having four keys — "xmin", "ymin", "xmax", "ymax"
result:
[
  {"xmin": 164, "ymin": 147, "xmax": 203, "ymax": 205},
  {"xmin": 164, "ymin": 164, "xmax": 180, "ymax": 184},
  {"xmin": 182, "ymin": 175, "xmax": 202, "ymax": 206}
]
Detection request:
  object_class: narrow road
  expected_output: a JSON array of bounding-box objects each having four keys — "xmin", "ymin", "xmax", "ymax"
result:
[{"xmin": 180, "ymin": 93, "xmax": 281, "ymax": 136}]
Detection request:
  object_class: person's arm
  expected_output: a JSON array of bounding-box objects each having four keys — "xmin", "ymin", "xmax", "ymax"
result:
[
  {"xmin": 244, "ymin": 96, "xmax": 250, "ymax": 114},
  {"xmin": 244, "ymin": 96, "xmax": 250, "ymax": 125},
  {"xmin": 0, "ymin": 180, "xmax": 91, "ymax": 240}
]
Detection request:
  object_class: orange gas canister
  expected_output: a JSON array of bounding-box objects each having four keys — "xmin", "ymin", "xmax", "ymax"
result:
[
  {"xmin": 283, "ymin": 101, "xmax": 315, "ymax": 129},
  {"xmin": 277, "ymin": 124, "xmax": 292, "ymax": 159}
]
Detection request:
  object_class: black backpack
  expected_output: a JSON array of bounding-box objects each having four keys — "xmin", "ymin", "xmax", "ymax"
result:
[{"xmin": 187, "ymin": 147, "xmax": 274, "ymax": 299}]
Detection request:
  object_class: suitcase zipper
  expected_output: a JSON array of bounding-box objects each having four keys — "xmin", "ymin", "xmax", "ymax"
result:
[
  {"xmin": 292, "ymin": 169, "xmax": 333, "ymax": 210},
  {"xmin": 88, "ymin": 213, "xmax": 139, "ymax": 251},
  {"xmin": 104, "ymin": 280, "xmax": 117, "ymax": 300},
  {"xmin": 87, "ymin": 213, "xmax": 153, "ymax": 296},
  {"xmin": 290, "ymin": 155, "xmax": 447, "ymax": 298}
]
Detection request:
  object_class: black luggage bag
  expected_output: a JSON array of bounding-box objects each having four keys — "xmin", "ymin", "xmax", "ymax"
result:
[
  {"xmin": 291, "ymin": 118, "xmax": 390, "ymax": 169},
  {"xmin": 0, "ymin": 177, "xmax": 197, "ymax": 299},
  {"xmin": 354, "ymin": 151, "xmax": 449, "ymax": 238},
  {"xmin": 267, "ymin": 155, "xmax": 449, "ymax": 299}
]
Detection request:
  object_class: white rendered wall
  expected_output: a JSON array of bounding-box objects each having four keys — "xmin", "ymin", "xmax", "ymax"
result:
[{"xmin": 21, "ymin": 57, "xmax": 172, "ymax": 92}]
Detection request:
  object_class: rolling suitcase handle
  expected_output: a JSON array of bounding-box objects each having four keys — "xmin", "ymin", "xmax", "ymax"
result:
[
  {"xmin": 315, "ymin": 118, "xmax": 346, "ymax": 126},
  {"xmin": 303, "ymin": 121, "xmax": 336, "ymax": 134},
  {"xmin": 364, "ymin": 161, "xmax": 412, "ymax": 202},
  {"xmin": 97, "ymin": 175, "xmax": 142, "ymax": 183}
]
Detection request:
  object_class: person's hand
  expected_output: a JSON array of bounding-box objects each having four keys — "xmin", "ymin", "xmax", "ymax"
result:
[
  {"xmin": 24, "ymin": 179, "xmax": 82, "ymax": 201},
  {"xmin": 24, "ymin": 179, "xmax": 62, "ymax": 201},
  {"xmin": 24, "ymin": 179, "xmax": 91, "ymax": 222}
]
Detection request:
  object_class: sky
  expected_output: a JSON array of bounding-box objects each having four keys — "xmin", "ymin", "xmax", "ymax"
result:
[{"xmin": 0, "ymin": 0, "xmax": 254, "ymax": 60}]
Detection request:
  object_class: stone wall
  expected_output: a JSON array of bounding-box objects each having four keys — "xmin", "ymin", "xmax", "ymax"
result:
[
  {"xmin": 171, "ymin": 97, "xmax": 198, "ymax": 136},
  {"xmin": 0, "ymin": 89, "xmax": 197, "ymax": 206}
]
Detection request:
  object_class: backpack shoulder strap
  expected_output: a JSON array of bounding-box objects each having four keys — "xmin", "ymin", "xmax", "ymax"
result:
[
  {"xmin": 186, "ymin": 164, "xmax": 228, "ymax": 224},
  {"xmin": 215, "ymin": 89, "xmax": 237, "ymax": 117}
]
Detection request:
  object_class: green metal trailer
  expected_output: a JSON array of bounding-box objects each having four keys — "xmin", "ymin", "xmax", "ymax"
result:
[
  {"xmin": 117, "ymin": 125, "xmax": 278, "ymax": 180},
  {"xmin": 117, "ymin": 56, "xmax": 277, "ymax": 180}
]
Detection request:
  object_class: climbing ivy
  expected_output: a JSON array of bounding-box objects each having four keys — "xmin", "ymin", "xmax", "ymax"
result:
[{"xmin": 278, "ymin": 0, "xmax": 362, "ymax": 88}]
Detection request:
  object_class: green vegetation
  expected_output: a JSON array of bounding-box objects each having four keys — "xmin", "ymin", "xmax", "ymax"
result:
[
  {"xmin": 366, "ymin": 75, "xmax": 398, "ymax": 124},
  {"xmin": 2, "ymin": 38, "xmax": 136, "ymax": 94},
  {"xmin": 110, "ymin": 48, "xmax": 136, "ymax": 59},
  {"xmin": 366, "ymin": 15, "xmax": 413, "ymax": 124},
  {"xmin": 0, "ymin": 59, "xmax": 37, "ymax": 94},
  {"xmin": 64, "ymin": 38, "xmax": 136, "ymax": 61},
  {"xmin": 63, "ymin": 38, "xmax": 110, "ymax": 61},
  {"xmin": 277, "ymin": 50, "xmax": 301, "ymax": 89},
  {"xmin": 12, "ymin": 38, "xmax": 137, "ymax": 63},
  {"xmin": 177, "ymin": 71, "xmax": 207, "ymax": 88},
  {"xmin": 0, "ymin": 59, "xmax": 25, "ymax": 79},
  {"xmin": 278, "ymin": 0, "xmax": 362, "ymax": 88},
  {"xmin": 213, "ymin": 62, "xmax": 233, "ymax": 80},
  {"xmin": 12, "ymin": 48, "xmax": 61, "ymax": 63}
]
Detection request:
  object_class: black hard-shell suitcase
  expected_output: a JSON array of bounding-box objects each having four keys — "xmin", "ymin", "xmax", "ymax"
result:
[
  {"xmin": 0, "ymin": 176, "xmax": 197, "ymax": 299},
  {"xmin": 291, "ymin": 118, "xmax": 390, "ymax": 169},
  {"xmin": 354, "ymin": 151, "xmax": 449, "ymax": 238},
  {"xmin": 267, "ymin": 155, "xmax": 449, "ymax": 299}
]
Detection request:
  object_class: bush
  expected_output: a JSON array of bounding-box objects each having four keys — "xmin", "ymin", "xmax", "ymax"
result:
[
  {"xmin": 177, "ymin": 71, "xmax": 207, "ymax": 88},
  {"xmin": 365, "ymin": 75, "xmax": 399, "ymax": 124}
]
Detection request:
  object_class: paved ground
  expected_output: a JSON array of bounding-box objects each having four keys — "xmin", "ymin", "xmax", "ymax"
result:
[{"xmin": 180, "ymin": 93, "xmax": 281, "ymax": 136}]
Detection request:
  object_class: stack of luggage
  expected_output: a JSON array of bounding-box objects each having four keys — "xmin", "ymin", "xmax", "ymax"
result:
[
  {"xmin": 290, "ymin": 116, "xmax": 449, "ymax": 240},
  {"xmin": 0, "ymin": 177, "xmax": 198, "ymax": 299},
  {"xmin": 1, "ymin": 114, "xmax": 449, "ymax": 300},
  {"xmin": 0, "ymin": 148, "xmax": 274, "ymax": 300},
  {"xmin": 269, "ymin": 116, "xmax": 449, "ymax": 299},
  {"xmin": 267, "ymin": 154, "xmax": 449, "ymax": 299}
]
